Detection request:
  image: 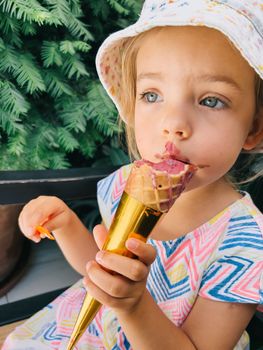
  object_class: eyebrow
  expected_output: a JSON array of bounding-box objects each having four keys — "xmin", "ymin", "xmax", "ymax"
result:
[
  {"xmin": 196, "ymin": 74, "xmax": 242, "ymax": 92},
  {"xmin": 137, "ymin": 72, "xmax": 242, "ymax": 92},
  {"xmin": 137, "ymin": 72, "xmax": 163, "ymax": 82}
]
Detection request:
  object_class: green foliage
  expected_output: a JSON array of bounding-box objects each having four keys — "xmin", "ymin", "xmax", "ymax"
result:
[{"xmin": 0, "ymin": 0, "xmax": 142, "ymax": 170}]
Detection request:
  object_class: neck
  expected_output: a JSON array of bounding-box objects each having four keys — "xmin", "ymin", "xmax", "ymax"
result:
[
  {"xmin": 151, "ymin": 179, "xmax": 242, "ymax": 240},
  {"xmin": 177, "ymin": 177, "xmax": 239, "ymax": 209}
]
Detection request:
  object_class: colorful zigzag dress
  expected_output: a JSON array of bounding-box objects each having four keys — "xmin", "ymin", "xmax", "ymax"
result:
[{"xmin": 3, "ymin": 165, "xmax": 263, "ymax": 350}]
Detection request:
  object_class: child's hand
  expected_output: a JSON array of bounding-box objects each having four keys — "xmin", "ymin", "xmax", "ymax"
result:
[
  {"xmin": 83, "ymin": 224, "xmax": 156, "ymax": 314},
  {"xmin": 18, "ymin": 196, "xmax": 72, "ymax": 243}
]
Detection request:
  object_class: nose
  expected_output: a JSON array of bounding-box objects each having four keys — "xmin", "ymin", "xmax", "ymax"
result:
[{"xmin": 162, "ymin": 113, "xmax": 192, "ymax": 140}]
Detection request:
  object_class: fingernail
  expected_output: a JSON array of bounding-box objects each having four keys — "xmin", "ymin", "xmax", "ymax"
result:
[
  {"xmin": 86, "ymin": 261, "xmax": 92, "ymax": 270},
  {"xmin": 96, "ymin": 251, "xmax": 104, "ymax": 263},
  {"xmin": 32, "ymin": 236, "xmax": 41, "ymax": 243},
  {"xmin": 127, "ymin": 239, "xmax": 138, "ymax": 249}
]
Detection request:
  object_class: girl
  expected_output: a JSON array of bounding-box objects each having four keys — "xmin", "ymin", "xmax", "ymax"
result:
[{"xmin": 3, "ymin": 1, "xmax": 263, "ymax": 349}]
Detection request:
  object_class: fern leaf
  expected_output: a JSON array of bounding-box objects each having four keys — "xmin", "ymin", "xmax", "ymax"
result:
[
  {"xmin": 0, "ymin": 108, "xmax": 24, "ymax": 135},
  {"xmin": 0, "ymin": 0, "xmax": 140, "ymax": 170},
  {"xmin": 106, "ymin": 0, "xmax": 129, "ymax": 15},
  {"xmin": 0, "ymin": 0, "xmax": 55, "ymax": 25},
  {"xmin": 59, "ymin": 40, "xmax": 91, "ymax": 55},
  {"xmin": 85, "ymin": 80, "xmax": 119, "ymax": 137},
  {"xmin": 24, "ymin": 122, "xmax": 60, "ymax": 169},
  {"xmin": 88, "ymin": 1, "xmax": 110, "ymax": 18},
  {"xmin": 102, "ymin": 142, "xmax": 129, "ymax": 165},
  {"xmin": 41, "ymin": 41, "xmax": 63, "ymax": 67},
  {"xmin": 47, "ymin": 152, "xmax": 70, "ymax": 169},
  {"xmin": 43, "ymin": 0, "xmax": 71, "ymax": 25},
  {"xmin": 0, "ymin": 37, "xmax": 5, "ymax": 51},
  {"xmin": 68, "ymin": 0, "xmax": 82, "ymax": 17},
  {"xmin": 0, "ymin": 146, "xmax": 25, "ymax": 170},
  {"xmin": 24, "ymin": 135, "xmax": 50, "ymax": 168},
  {"xmin": 13, "ymin": 53, "xmax": 46, "ymax": 94},
  {"xmin": 73, "ymin": 41, "xmax": 91, "ymax": 53},
  {"xmin": 66, "ymin": 15, "xmax": 94, "ymax": 41},
  {"xmin": 0, "ymin": 44, "xmax": 18, "ymax": 73},
  {"xmin": 0, "ymin": 12, "xmax": 22, "ymax": 47},
  {"xmin": 44, "ymin": 70, "xmax": 74, "ymax": 98},
  {"xmin": 62, "ymin": 55, "xmax": 89, "ymax": 79},
  {"xmin": 56, "ymin": 98, "xmax": 87, "ymax": 133},
  {"xmin": 59, "ymin": 40, "xmax": 76, "ymax": 55},
  {"xmin": 0, "ymin": 80, "xmax": 30, "ymax": 115},
  {"xmin": 57, "ymin": 127, "xmax": 79, "ymax": 152},
  {"xmin": 7, "ymin": 130, "xmax": 27, "ymax": 156},
  {"xmin": 61, "ymin": 110, "xmax": 87, "ymax": 133},
  {"xmin": 21, "ymin": 21, "xmax": 37, "ymax": 35},
  {"xmin": 78, "ymin": 128, "xmax": 102, "ymax": 159}
]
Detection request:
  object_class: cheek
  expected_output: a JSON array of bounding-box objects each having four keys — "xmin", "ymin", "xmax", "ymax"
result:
[
  {"xmin": 192, "ymin": 127, "xmax": 245, "ymax": 177},
  {"xmin": 134, "ymin": 121, "xmax": 149, "ymax": 157},
  {"xmin": 134, "ymin": 112, "xmax": 159, "ymax": 160},
  {"xmin": 201, "ymin": 122, "xmax": 248, "ymax": 157}
]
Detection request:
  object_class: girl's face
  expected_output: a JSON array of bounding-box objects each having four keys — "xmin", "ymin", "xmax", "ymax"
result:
[{"xmin": 134, "ymin": 26, "xmax": 260, "ymax": 190}]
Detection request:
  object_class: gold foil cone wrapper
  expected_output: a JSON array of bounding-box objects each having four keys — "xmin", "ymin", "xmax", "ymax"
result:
[
  {"xmin": 66, "ymin": 191, "xmax": 163, "ymax": 350},
  {"xmin": 66, "ymin": 160, "xmax": 196, "ymax": 349}
]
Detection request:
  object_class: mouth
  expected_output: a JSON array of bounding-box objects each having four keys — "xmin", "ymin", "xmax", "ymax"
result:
[
  {"xmin": 154, "ymin": 142, "xmax": 210, "ymax": 169},
  {"xmin": 155, "ymin": 142, "xmax": 191, "ymax": 165}
]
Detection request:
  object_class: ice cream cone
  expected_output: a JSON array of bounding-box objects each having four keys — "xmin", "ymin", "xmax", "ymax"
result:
[
  {"xmin": 66, "ymin": 158, "xmax": 196, "ymax": 350},
  {"xmin": 125, "ymin": 159, "xmax": 195, "ymax": 213}
]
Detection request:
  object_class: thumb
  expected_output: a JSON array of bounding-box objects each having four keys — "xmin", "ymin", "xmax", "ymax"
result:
[{"xmin": 93, "ymin": 224, "xmax": 108, "ymax": 250}]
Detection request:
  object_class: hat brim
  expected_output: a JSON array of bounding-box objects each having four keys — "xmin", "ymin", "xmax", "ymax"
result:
[{"xmin": 96, "ymin": 2, "xmax": 263, "ymax": 122}]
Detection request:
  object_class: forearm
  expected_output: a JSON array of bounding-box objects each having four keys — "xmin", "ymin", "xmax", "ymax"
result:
[
  {"xmin": 53, "ymin": 209, "xmax": 98, "ymax": 275},
  {"xmin": 116, "ymin": 291, "xmax": 196, "ymax": 350}
]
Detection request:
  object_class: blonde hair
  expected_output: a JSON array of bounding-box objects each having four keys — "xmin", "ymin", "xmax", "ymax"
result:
[
  {"xmin": 118, "ymin": 32, "xmax": 151, "ymax": 160},
  {"xmin": 118, "ymin": 28, "xmax": 263, "ymax": 183}
]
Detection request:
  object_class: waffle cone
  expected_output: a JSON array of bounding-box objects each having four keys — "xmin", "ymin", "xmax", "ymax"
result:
[{"xmin": 125, "ymin": 160, "xmax": 195, "ymax": 213}]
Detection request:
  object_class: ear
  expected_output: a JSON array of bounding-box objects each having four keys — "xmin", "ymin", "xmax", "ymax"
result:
[{"xmin": 243, "ymin": 108, "xmax": 263, "ymax": 151}]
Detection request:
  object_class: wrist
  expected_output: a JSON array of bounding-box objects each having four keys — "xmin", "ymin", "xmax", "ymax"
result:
[
  {"xmin": 52, "ymin": 208, "xmax": 81, "ymax": 236},
  {"xmin": 115, "ymin": 289, "xmax": 149, "ymax": 319}
]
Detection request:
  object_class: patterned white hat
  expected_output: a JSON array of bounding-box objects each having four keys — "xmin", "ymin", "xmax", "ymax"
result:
[{"xmin": 96, "ymin": 0, "xmax": 263, "ymax": 121}]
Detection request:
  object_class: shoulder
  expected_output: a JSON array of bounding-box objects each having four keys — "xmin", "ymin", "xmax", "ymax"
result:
[
  {"xmin": 220, "ymin": 192, "xmax": 263, "ymax": 254},
  {"xmin": 199, "ymin": 192, "xmax": 263, "ymax": 307},
  {"xmin": 231, "ymin": 191, "xmax": 263, "ymax": 228},
  {"xmin": 97, "ymin": 164, "xmax": 132, "ymax": 228}
]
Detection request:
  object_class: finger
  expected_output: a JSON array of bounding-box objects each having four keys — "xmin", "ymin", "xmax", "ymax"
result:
[
  {"xmin": 19, "ymin": 197, "xmax": 51, "ymax": 237},
  {"xmin": 125, "ymin": 239, "xmax": 156, "ymax": 266},
  {"xmin": 93, "ymin": 224, "xmax": 108, "ymax": 250},
  {"xmin": 85, "ymin": 261, "xmax": 132, "ymax": 298},
  {"xmin": 30, "ymin": 235, "xmax": 41, "ymax": 243},
  {"xmin": 35, "ymin": 213, "xmax": 67, "ymax": 235},
  {"xmin": 32, "ymin": 213, "xmax": 69, "ymax": 241},
  {"xmin": 95, "ymin": 251, "xmax": 149, "ymax": 282},
  {"xmin": 19, "ymin": 196, "xmax": 66, "ymax": 237},
  {"xmin": 83, "ymin": 274, "xmax": 121, "ymax": 309},
  {"xmin": 18, "ymin": 204, "xmax": 35, "ymax": 237},
  {"xmin": 18, "ymin": 204, "xmax": 41, "ymax": 242}
]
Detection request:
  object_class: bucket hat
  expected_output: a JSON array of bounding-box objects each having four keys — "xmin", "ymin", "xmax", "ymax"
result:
[{"xmin": 96, "ymin": 0, "xmax": 263, "ymax": 122}]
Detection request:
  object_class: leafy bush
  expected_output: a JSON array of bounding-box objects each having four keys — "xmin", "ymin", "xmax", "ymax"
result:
[{"xmin": 0, "ymin": 0, "xmax": 142, "ymax": 170}]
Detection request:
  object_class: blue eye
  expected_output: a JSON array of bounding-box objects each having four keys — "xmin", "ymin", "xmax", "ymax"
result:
[
  {"xmin": 140, "ymin": 92, "xmax": 161, "ymax": 103},
  {"xmin": 200, "ymin": 97, "xmax": 225, "ymax": 109}
]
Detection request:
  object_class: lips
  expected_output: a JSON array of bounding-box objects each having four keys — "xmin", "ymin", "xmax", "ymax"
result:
[{"xmin": 155, "ymin": 141, "xmax": 190, "ymax": 164}]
